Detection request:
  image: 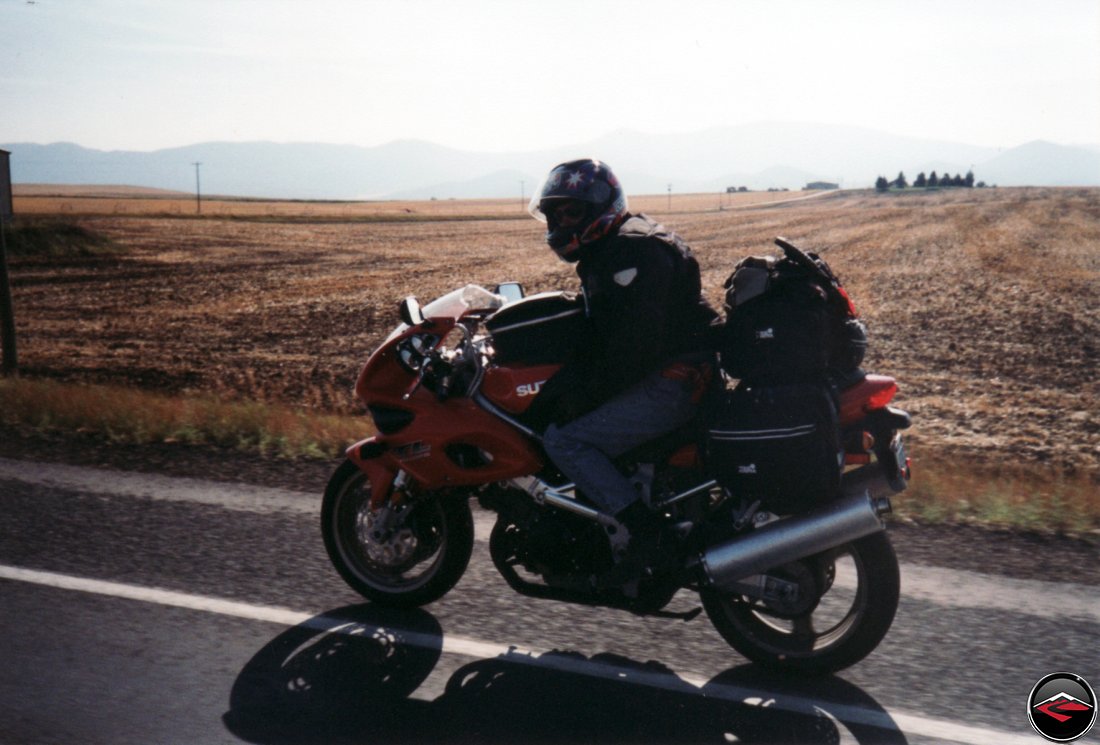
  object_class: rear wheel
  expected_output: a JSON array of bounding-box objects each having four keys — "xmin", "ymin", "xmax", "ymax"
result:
[
  {"xmin": 321, "ymin": 460, "xmax": 474, "ymax": 608},
  {"xmin": 702, "ymin": 532, "xmax": 899, "ymax": 674}
]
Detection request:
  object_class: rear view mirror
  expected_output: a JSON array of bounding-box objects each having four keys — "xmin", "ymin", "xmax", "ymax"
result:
[
  {"xmin": 495, "ymin": 282, "xmax": 525, "ymax": 304},
  {"xmin": 399, "ymin": 297, "xmax": 424, "ymax": 326}
]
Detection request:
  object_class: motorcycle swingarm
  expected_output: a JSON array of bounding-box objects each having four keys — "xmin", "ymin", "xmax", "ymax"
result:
[{"xmin": 725, "ymin": 573, "xmax": 803, "ymax": 604}]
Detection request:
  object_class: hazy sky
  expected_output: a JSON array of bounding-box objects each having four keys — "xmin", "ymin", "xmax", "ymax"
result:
[{"xmin": 3, "ymin": 0, "xmax": 1098, "ymax": 153}]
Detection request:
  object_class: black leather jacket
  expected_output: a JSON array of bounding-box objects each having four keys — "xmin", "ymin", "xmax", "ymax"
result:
[{"xmin": 535, "ymin": 214, "xmax": 719, "ymax": 421}]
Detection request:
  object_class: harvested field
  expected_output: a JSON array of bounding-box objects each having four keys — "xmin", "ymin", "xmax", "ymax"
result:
[
  {"xmin": 11, "ymin": 187, "xmax": 801, "ymax": 220},
  {"xmin": 6, "ymin": 186, "xmax": 1099, "ymax": 483}
]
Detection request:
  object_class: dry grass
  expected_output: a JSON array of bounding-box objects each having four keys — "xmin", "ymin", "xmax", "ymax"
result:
[
  {"xmin": 0, "ymin": 377, "xmax": 364, "ymax": 458},
  {"xmin": 12, "ymin": 184, "xmax": 804, "ymax": 221},
  {"xmin": 896, "ymin": 447, "xmax": 1099, "ymax": 531}
]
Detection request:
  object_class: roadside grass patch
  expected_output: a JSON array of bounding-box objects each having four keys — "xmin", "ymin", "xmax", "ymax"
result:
[
  {"xmin": 2, "ymin": 218, "xmax": 122, "ymax": 258},
  {"xmin": 895, "ymin": 453, "xmax": 1098, "ymax": 535},
  {"xmin": 0, "ymin": 377, "xmax": 366, "ymax": 459}
]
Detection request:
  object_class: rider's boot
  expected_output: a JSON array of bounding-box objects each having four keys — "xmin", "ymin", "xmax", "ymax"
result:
[{"xmin": 596, "ymin": 501, "xmax": 662, "ymax": 589}]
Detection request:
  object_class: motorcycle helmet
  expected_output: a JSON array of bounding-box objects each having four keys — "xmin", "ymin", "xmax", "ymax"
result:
[{"xmin": 529, "ymin": 159, "xmax": 628, "ymax": 261}]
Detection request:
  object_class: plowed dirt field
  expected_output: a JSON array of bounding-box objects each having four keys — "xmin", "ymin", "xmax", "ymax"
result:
[{"xmin": 8, "ymin": 187, "xmax": 1099, "ymax": 482}]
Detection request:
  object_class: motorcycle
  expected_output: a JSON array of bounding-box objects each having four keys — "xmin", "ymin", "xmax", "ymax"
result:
[{"xmin": 321, "ymin": 250, "xmax": 912, "ymax": 675}]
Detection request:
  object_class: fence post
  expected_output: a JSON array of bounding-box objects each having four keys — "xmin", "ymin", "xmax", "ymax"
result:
[{"xmin": 0, "ymin": 149, "xmax": 17, "ymax": 375}]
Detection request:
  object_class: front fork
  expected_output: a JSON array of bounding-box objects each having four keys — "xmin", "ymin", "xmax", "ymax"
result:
[
  {"xmin": 367, "ymin": 470, "xmax": 412, "ymax": 535},
  {"xmin": 346, "ymin": 439, "xmax": 427, "ymax": 565}
]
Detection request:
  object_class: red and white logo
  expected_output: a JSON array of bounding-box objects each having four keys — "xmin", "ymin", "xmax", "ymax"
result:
[{"xmin": 1029, "ymin": 673, "xmax": 1096, "ymax": 742}]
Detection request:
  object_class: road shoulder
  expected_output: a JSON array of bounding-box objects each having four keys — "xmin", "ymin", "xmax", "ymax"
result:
[{"xmin": 2, "ymin": 423, "xmax": 1096, "ymax": 585}]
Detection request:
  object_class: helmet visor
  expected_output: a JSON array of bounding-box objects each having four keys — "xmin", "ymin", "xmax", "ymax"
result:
[{"xmin": 528, "ymin": 189, "xmax": 550, "ymax": 222}]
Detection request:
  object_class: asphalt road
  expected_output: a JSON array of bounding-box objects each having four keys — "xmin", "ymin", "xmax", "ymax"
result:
[{"xmin": 1, "ymin": 457, "xmax": 1097, "ymax": 745}]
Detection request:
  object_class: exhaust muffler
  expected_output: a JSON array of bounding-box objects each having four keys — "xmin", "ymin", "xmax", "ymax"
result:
[{"xmin": 700, "ymin": 465, "xmax": 893, "ymax": 592}]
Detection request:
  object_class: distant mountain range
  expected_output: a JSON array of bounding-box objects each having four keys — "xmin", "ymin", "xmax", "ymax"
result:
[{"xmin": 4, "ymin": 123, "xmax": 1099, "ymax": 200}]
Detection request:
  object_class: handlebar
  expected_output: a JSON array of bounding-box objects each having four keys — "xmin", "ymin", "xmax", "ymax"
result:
[{"xmin": 398, "ymin": 320, "xmax": 482, "ymax": 401}]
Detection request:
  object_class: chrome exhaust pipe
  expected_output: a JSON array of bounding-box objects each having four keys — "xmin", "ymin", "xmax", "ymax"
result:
[{"xmin": 701, "ymin": 472, "xmax": 891, "ymax": 592}]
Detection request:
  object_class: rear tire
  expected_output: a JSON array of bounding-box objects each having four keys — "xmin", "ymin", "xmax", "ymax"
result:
[
  {"xmin": 702, "ymin": 531, "xmax": 899, "ymax": 675},
  {"xmin": 321, "ymin": 460, "xmax": 474, "ymax": 608}
]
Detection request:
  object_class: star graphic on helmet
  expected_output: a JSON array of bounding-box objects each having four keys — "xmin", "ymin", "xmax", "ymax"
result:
[{"xmin": 565, "ymin": 171, "xmax": 585, "ymax": 189}]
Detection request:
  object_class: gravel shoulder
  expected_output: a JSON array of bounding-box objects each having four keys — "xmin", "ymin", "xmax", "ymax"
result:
[{"xmin": 3, "ymin": 423, "xmax": 1095, "ymax": 587}]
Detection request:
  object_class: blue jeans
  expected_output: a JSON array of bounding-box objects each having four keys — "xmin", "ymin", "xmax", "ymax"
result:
[{"xmin": 542, "ymin": 369, "xmax": 699, "ymax": 516}]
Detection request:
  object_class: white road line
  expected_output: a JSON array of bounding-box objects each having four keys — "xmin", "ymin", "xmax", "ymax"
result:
[
  {"xmin": 901, "ymin": 564, "xmax": 1100, "ymax": 623},
  {"xmin": 0, "ymin": 564, "xmax": 1040, "ymax": 745},
  {"xmin": 0, "ymin": 456, "xmax": 316, "ymax": 515},
  {"xmin": 4, "ymin": 457, "xmax": 1099, "ymax": 622},
  {"xmin": 0, "ymin": 455, "xmax": 507, "ymax": 526}
]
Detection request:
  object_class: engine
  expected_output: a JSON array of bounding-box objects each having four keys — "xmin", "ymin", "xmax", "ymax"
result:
[{"xmin": 484, "ymin": 488, "xmax": 611, "ymax": 586}]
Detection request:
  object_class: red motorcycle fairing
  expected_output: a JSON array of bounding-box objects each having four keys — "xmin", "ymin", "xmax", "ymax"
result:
[
  {"xmin": 480, "ymin": 363, "xmax": 562, "ymax": 414},
  {"xmin": 345, "ymin": 439, "xmax": 400, "ymax": 510},
  {"xmin": 347, "ymin": 317, "xmax": 544, "ymax": 508},
  {"xmin": 345, "ymin": 396, "xmax": 543, "ymax": 488}
]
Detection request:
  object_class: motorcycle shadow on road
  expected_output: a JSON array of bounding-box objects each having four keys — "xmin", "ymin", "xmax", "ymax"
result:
[{"xmin": 223, "ymin": 603, "xmax": 908, "ymax": 745}]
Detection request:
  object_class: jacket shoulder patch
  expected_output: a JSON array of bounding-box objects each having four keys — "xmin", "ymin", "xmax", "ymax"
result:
[{"xmin": 613, "ymin": 267, "xmax": 638, "ymax": 286}]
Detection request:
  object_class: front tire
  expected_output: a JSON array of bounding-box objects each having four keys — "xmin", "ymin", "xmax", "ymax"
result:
[
  {"xmin": 321, "ymin": 460, "xmax": 474, "ymax": 608},
  {"xmin": 702, "ymin": 531, "xmax": 900, "ymax": 675}
]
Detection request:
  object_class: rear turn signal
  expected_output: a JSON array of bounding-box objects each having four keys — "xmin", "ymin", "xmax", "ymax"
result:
[{"xmin": 842, "ymin": 430, "xmax": 875, "ymax": 465}]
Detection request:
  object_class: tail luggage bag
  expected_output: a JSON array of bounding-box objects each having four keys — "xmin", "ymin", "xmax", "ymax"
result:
[
  {"xmin": 707, "ymin": 384, "xmax": 841, "ymax": 515},
  {"xmin": 720, "ymin": 244, "xmax": 866, "ymax": 386}
]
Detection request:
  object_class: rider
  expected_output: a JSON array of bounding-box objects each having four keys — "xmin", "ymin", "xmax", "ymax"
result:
[{"xmin": 528, "ymin": 158, "xmax": 719, "ymax": 581}]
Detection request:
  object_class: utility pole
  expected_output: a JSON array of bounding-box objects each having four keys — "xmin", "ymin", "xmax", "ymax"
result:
[
  {"xmin": 192, "ymin": 162, "xmax": 202, "ymax": 214},
  {"xmin": 667, "ymin": 184, "xmax": 672, "ymax": 211},
  {"xmin": 0, "ymin": 223, "xmax": 14, "ymax": 375}
]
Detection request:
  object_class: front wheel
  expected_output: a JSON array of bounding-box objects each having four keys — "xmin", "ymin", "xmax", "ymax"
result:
[
  {"xmin": 321, "ymin": 460, "xmax": 474, "ymax": 608},
  {"xmin": 701, "ymin": 532, "xmax": 900, "ymax": 675}
]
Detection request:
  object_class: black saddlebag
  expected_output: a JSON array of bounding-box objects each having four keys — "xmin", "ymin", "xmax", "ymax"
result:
[
  {"xmin": 485, "ymin": 291, "xmax": 589, "ymax": 365},
  {"xmin": 706, "ymin": 383, "xmax": 842, "ymax": 514}
]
